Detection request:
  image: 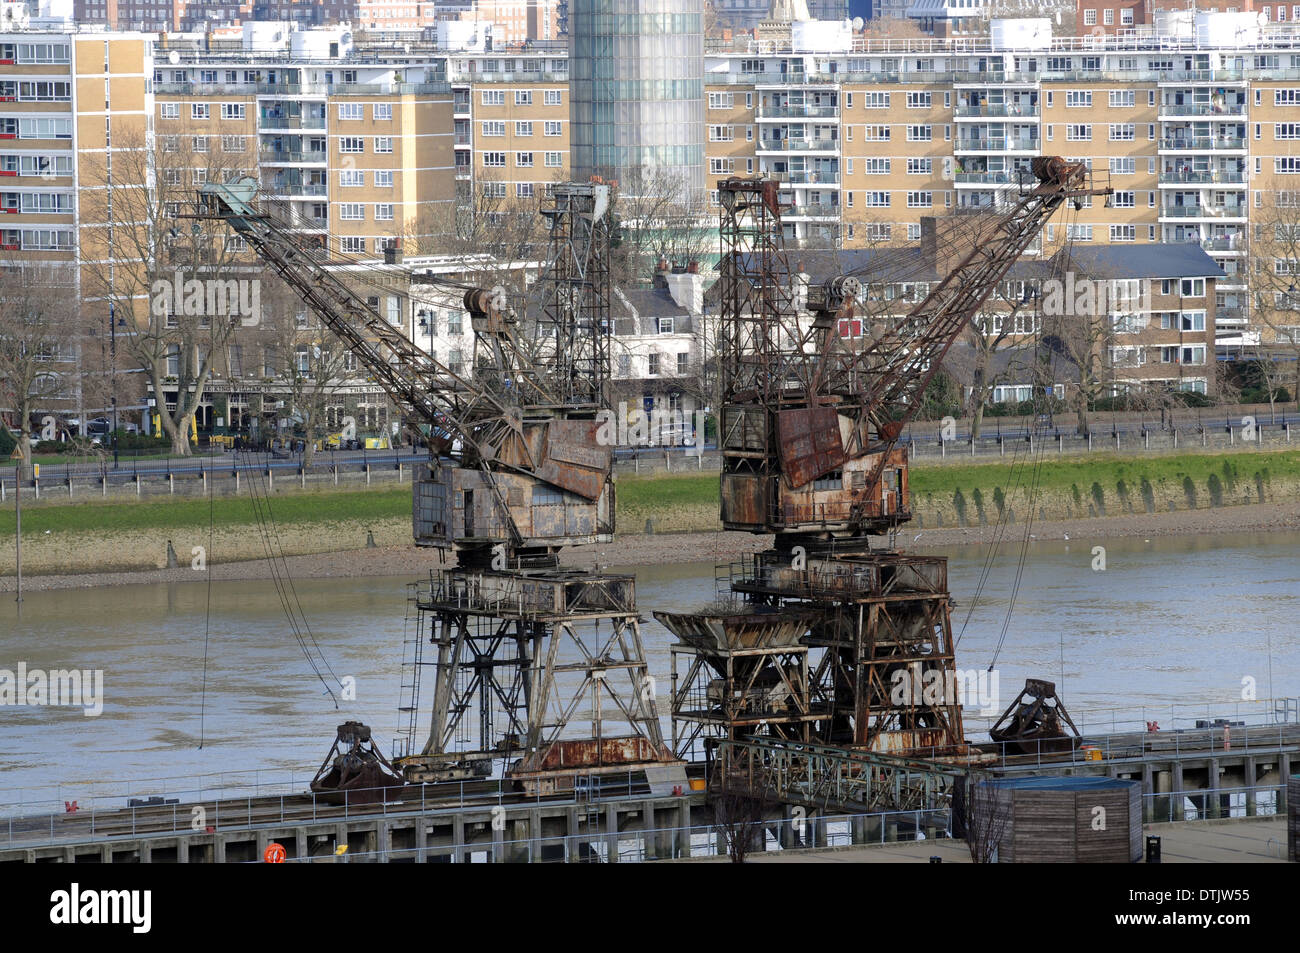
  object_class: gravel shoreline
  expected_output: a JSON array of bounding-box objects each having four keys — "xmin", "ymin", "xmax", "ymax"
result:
[{"xmin": 3, "ymin": 498, "xmax": 1297, "ymax": 593}]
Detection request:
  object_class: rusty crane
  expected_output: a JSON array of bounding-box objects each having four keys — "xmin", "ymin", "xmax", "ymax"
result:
[
  {"xmin": 661, "ymin": 157, "xmax": 1110, "ymax": 763},
  {"xmin": 194, "ymin": 180, "xmax": 678, "ymax": 789}
]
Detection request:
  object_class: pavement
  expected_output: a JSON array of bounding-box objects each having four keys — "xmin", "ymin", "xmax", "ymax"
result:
[{"xmin": 685, "ymin": 817, "xmax": 1288, "ymax": 863}]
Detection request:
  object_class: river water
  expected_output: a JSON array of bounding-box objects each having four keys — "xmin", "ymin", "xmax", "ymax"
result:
[{"xmin": 1, "ymin": 530, "xmax": 1297, "ymax": 801}]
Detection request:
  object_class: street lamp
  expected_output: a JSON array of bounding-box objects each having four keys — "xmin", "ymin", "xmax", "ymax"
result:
[{"xmin": 109, "ymin": 302, "xmax": 125, "ymax": 469}]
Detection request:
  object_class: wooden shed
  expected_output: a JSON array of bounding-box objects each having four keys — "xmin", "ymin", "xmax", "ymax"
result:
[{"xmin": 974, "ymin": 776, "xmax": 1143, "ymax": 863}]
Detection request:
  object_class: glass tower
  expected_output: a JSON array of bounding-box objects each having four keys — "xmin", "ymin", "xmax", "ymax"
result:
[{"xmin": 569, "ymin": 0, "xmax": 705, "ymax": 204}]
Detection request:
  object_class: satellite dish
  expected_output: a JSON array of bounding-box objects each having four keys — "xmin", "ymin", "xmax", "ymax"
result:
[
  {"xmin": 852, "ymin": 16, "xmax": 864, "ymax": 29},
  {"xmin": 168, "ymin": 50, "xmax": 180, "ymax": 65}
]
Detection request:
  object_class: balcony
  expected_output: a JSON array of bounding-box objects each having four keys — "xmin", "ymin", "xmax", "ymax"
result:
[
  {"xmin": 259, "ymin": 149, "xmax": 327, "ymax": 164},
  {"xmin": 1160, "ymin": 204, "xmax": 1246, "ymax": 219},
  {"xmin": 954, "ymin": 103, "xmax": 1039, "ymax": 118},
  {"xmin": 782, "ymin": 171, "xmax": 840, "ymax": 186},
  {"xmin": 784, "ymin": 203, "xmax": 839, "ymax": 218},
  {"xmin": 1158, "ymin": 136, "xmax": 1247, "ymax": 151},
  {"xmin": 1158, "ymin": 102, "xmax": 1247, "ymax": 118},
  {"xmin": 758, "ymin": 105, "xmax": 839, "ymax": 120},
  {"xmin": 757, "ymin": 137, "xmax": 839, "ymax": 153},
  {"xmin": 954, "ymin": 171, "xmax": 1015, "ymax": 185},
  {"xmin": 955, "ymin": 137, "xmax": 1039, "ymax": 152},
  {"xmin": 261, "ymin": 182, "xmax": 328, "ymax": 197},
  {"xmin": 1202, "ymin": 237, "xmax": 1244, "ymax": 252},
  {"xmin": 1158, "ymin": 170, "xmax": 1245, "ymax": 186},
  {"xmin": 258, "ymin": 115, "xmax": 327, "ymax": 131}
]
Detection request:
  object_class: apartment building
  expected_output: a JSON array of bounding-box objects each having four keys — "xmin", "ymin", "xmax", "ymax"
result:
[
  {"xmin": 700, "ymin": 13, "xmax": 1300, "ymax": 356},
  {"xmin": 454, "ymin": 52, "xmax": 570, "ymax": 205}
]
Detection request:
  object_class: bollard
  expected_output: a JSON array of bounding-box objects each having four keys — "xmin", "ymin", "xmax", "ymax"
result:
[{"xmin": 1145, "ymin": 835, "xmax": 1161, "ymax": 863}]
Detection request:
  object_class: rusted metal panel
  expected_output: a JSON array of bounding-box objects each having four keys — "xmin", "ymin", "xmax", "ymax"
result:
[
  {"xmin": 777, "ymin": 406, "xmax": 846, "ymax": 488},
  {"xmin": 533, "ymin": 419, "xmax": 610, "ymax": 501},
  {"xmin": 721, "ymin": 404, "xmax": 767, "ymax": 451},
  {"xmin": 654, "ymin": 609, "xmax": 820, "ymax": 652},
  {"xmin": 515, "ymin": 736, "xmax": 677, "ymax": 773},
  {"xmin": 721, "ymin": 473, "xmax": 768, "ymax": 527}
]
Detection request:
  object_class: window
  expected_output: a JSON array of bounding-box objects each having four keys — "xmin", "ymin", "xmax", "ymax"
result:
[
  {"xmin": 1110, "ymin": 123, "xmax": 1135, "ymax": 141},
  {"xmin": 482, "ymin": 182, "xmax": 507, "ymax": 198},
  {"xmin": 1276, "ymin": 88, "xmax": 1300, "ymax": 106},
  {"xmin": 1122, "ymin": 8, "xmax": 1133, "ymax": 23},
  {"xmin": 161, "ymin": 102, "xmax": 178, "ymax": 119},
  {"xmin": 1278, "ymin": 123, "xmax": 1300, "ymax": 140},
  {"xmin": 220, "ymin": 103, "xmax": 244, "ymax": 120},
  {"xmin": 373, "ymin": 136, "xmax": 393, "ymax": 153},
  {"xmin": 677, "ymin": 353, "xmax": 689, "ymax": 375},
  {"xmin": 906, "ymin": 91, "xmax": 931, "ymax": 108},
  {"xmin": 1110, "ymin": 224, "xmax": 1137, "ymax": 241},
  {"xmin": 481, "ymin": 121, "xmax": 505, "ymax": 137},
  {"xmin": 191, "ymin": 103, "xmax": 209, "ymax": 120},
  {"xmin": 339, "ymin": 136, "xmax": 364, "ymax": 153},
  {"xmin": 864, "ymin": 158, "xmax": 891, "ymax": 174},
  {"xmin": 1104, "ymin": 8, "xmax": 1114, "ymax": 24},
  {"xmin": 1066, "ymin": 124, "xmax": 1092, "ymax": 141},
  {"xmin": 1084, "ymin": 9, "xmax": 1097, "ymax": 24},
  {"xmin": 1277, "ymin": 157, "xmax": 1300, "ymax": 175},
  {"xmin": 189, "ymin": 135, "xmax": 207, "ymax": 153},
  {"xmin": 515, "ymin": 90, "xmax": 532, "ymax": 106},
  {"xmin": 516, "ymin": 182, "xmax": 534, "ymax": 199},
  {"xmin": 481, "ymin": 90, "xmax": 504, "ymax": 106},
  {"xmin": 710, "ymin": 157, "xmax": 734, "ymax": 175},
  {"xmin": 1066, "ymin": 90, "xmax": 1092, "ymax": 108},
  {"xmin": 1181, "ymin": 278, "xmax": 1206, "ymax": 297},
  {"xmin": 339, "ymin": 169, "xmax": 364, "ymax": 187},
  {"xmin": 338, "ymin": 203, "xmax": 364, "ymax": 220},
  {"xmin": 338, "ymin": 102, "xmax": 363, "ymax": 120},
  {"xmin": 483, "ymin": 151, "xmax": 506, "ymax": 168},
  {"xmin": 1113, "ymin": 190, "xmax": 1135, "ymax": 207},
  {"xmin": 1067, "ymin": 223, "xmax": 1093, "ymax": 240},
  {"xmin": 516, "ymin": 151, "xmax": 533, "ymax": 167},
  {"xmin": 906, "ymin": 124, "xmax": 932, "ymax": 141},
  {"xmin": 864, "ymin": 191, "xmax": 890, "ymax": 207},
  {"xmin": 221, "ymin": 135, "xmax": 246, "ymax": 153},
  {"xmin": 657, "ymin": 317, "xmax": 675, "ymax": 334},
  {"xmin": 907, "ymin": 157, "xmax": 932, "ymax": 174},
  {"xmin": 812, "ymin": 470, "xmax": 842, "ymax": 491},
  {"xmin": 862, "ymin": 92, "xmax": 890, "ymax": 108},
  {"xmin": 544, "ymin": 89, "xmax": 562, "ymax": 106},
  {"xmin": 648, "ymin": 353, "xmax": 660, "ymax": 376},
  {"xmin": 544, "ymin": 121, "xmax": 562, "ymax": 137},
  {"xmin": 375, "ymin": 170, "xmax": 393, "ymax": 188},
  {"xmin": 709, "ymin": 125, "xmax": 734, "ymax": 141},
  {"xmin": 374, "ymin": 103, "xmax": 392, "ymax": 121},
  {"xmin": 907, "ymin": 191, "xmax": 933, "ymax": 208},
  {"xmin": 866, "ymin": 223, "xmax": 892, "ymax": 242},
  {"xmin": 865, "ymin": 125, "xmax": 890, "ymax": 141},
  {"xmin": 515, "ymin": 121, "xmax": 533, "ymax": 137},
  {"xmin": 545, "ymin": 151, "xmax": 563, "ymax": 167},
  {"xmin": 708, "ymin": 92, "xmax": 734, "ymax": 109}
]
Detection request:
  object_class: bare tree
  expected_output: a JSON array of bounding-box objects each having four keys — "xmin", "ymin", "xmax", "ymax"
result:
[
  {"xmin": 79, "ymin": 123, "xmax": 255, "ymax": 456},
  {"xmin": 1245, "ymin": 183, "xmax": 1300, "ymax": 415},
  {"xmin": 0, "ymin": 261, "xmax": 83, "ymax": 472},
  {"xmin": 961, "ymin": 772, "xmax": 1011, "ymax": 864},
  {"xmin": 609, "ymin": 166, "xmax": 715, "ymax": 287},
  {"xmin": 959, "ymin": 281, "xmax": 1041, "ymax": 438},
  {"xmin": 255, "ymin": 277, "xmax": 357, "ymax": 465},
  {"xmin": 710, "ymin": 762, "xmax": 773, "ymax": 863}
]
